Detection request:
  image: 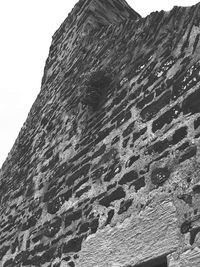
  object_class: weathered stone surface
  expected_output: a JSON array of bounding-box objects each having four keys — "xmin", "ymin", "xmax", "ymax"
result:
[
  {"xmin": 77, "ymin": 200, "xmax": 179, "ymax": 267},
  {"xmin": 1, "ymin": 0, "xmax": 200, "ymax": 266},
  {"xmin": 168, "ymin": 248, "xmax": 200, "ymax": 267}
]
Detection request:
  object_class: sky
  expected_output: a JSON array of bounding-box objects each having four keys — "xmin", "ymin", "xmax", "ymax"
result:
[{"xmin": 0, "ymin": 0, "xmax": 200, "ymax": 167}]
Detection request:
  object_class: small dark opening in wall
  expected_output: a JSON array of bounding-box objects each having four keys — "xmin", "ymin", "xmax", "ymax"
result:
[{"xmin": 134, "ymin": 256, "xmax": 167, "ymax": 267}]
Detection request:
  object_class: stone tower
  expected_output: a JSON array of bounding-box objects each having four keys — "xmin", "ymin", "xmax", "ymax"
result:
[{"xmin": 1, "ymin": 0, "xmax": 200, "ymax": 266}]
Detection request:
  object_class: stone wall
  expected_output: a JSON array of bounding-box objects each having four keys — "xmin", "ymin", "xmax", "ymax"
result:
[{"xmin": 1, "ymin": 0, "xmax": 200, "ymax": 266}]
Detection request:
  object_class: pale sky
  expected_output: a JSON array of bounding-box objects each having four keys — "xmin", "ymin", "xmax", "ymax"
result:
[{"xmin": 0, "ymin": 0, "xmax": 199, "ymax": 167}]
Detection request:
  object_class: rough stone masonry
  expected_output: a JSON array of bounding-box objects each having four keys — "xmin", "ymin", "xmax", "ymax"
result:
[{"xmin": 1, "ymin": 0, "xmax": 200, "ymax": 266}]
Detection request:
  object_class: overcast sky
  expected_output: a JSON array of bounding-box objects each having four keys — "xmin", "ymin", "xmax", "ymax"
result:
[{"xmin": 0, "ymin": 0, "xmax": 199, "ymax": 167}]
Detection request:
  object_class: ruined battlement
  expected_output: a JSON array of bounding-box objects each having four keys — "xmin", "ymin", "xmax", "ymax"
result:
[{"xmin": 1, "ymin": 0, "xmax": 200, "ymax": 266}]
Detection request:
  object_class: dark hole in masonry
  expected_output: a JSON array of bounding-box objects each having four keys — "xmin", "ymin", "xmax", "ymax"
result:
[
  {"xmin": 82, "ymin": 70, "xmax": 112, "ymax": 110},
  {"xmin": 133, "ymin": 256, "xmax": 168, "ymax": 267}
]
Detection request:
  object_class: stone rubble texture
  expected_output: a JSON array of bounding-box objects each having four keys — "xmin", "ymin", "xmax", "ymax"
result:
[{"xmin": 1, "ymin": 0, "xmax": 200, "ymax": 266}]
